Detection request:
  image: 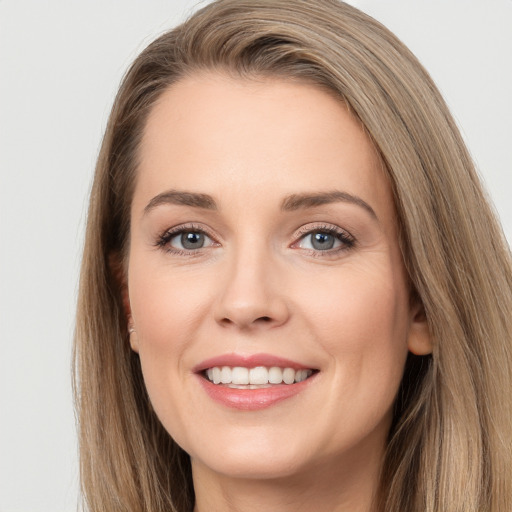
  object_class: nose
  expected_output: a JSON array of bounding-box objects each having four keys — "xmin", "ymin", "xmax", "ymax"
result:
[{"xmin": 213, "ymin": 247, "xmax": 290, "ymax": 331}]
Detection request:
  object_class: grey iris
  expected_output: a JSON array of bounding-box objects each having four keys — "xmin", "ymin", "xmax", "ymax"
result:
[
  {"xmin": 181, "ymin": 232, "xmax": 205, "ymax": 249},
  {"xmin": 311, "ymin": 232, "xmax": 335, "ymax": 250}
]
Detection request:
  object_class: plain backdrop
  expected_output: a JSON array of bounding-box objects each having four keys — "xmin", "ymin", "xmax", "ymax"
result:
[{"xmin": 1, "ymin": 1, "xmax": 510, "ymax": 510}]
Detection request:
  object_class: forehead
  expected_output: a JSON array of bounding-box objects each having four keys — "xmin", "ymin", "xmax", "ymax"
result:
[{"xmin": 136, "ymin": 73, "xmax": 394, "ymax": 226}]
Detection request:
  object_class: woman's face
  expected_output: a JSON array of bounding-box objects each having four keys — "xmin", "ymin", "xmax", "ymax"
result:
[{"xmin": 127, "ymin": 73, "xmax": 429, "ymax": 482}]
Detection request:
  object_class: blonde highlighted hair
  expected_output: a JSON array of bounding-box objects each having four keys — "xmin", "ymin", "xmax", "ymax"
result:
[{"xmin": 74, "ymin": 1, "xmax": 512, "ymax": 510}]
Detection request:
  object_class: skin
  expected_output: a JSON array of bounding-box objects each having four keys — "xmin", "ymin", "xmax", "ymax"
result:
[{"xmin": 126, "ymin": 73, "xmax": 431, "ymax": 512}]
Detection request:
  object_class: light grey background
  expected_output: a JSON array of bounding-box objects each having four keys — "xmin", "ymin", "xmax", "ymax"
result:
[{"xmin": 1, "ymin": 1, "xmax": 510, "ymax": 510}]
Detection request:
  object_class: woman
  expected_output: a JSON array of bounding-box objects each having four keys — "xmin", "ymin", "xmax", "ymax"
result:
[{"xmin": 73, "ymin": 0, "xmax": 512, "ymax": 510}]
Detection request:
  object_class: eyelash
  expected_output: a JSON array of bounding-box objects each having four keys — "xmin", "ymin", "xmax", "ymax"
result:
[
  {"xmin": 155, "ymin": 223, "xmax": 356, "ymax": 257},
  {"xmin": 155, "ymin": 223, "xmax": 218, "ymax": 256},
  {"xmin": 293, "ymin": 224, "xmax": 356, "ymax": 257}
]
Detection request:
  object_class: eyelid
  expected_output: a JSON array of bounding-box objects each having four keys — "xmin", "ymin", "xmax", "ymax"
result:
[
  {"xmin": 155, "ymin": 222, "xmax": 220, "ymax": 253},
  {"xmin": 154, "ymin": 221, "xmax": 355, "ymax": 256},
  {"xmin": 292, "ymin": 222, "xmax": 353, "ymax": 240},
  {"xmin": 290, "ymin": 222, "xmax": 356, "ymax": 253}
]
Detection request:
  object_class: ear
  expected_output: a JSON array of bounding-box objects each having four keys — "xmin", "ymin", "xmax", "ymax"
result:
[
  {"xmin": 407, "ymin": 299, "xmax": 432, "ymax": 356},
  {"xmin": 123, "ymin": 290, "xmax": 140, "ymax": 354},
  {"xmin": 127, "ymin": 320, "xmax": 140, "ymax": 353},
  {"xmin": 109, "ymin": 252, "xmax": 139, "ymax": 353}
]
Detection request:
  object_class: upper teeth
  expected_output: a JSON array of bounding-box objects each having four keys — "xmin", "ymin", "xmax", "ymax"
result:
[{"xmin": 205, "ymin": 366, "xmax": 313, "ymax": 385}]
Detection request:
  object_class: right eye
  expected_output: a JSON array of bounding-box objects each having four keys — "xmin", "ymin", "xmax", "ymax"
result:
[
  {"xmin": 156, "ymin": 225, "xmax": 217, "ymax": 254},
  {"xmin": 171, "ymin": 231, "xmax": 210, "ymax": 250}
]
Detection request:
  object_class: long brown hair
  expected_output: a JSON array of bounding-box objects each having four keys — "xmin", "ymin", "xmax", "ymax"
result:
[{"xmin": 74, "ymin": 1, "xmax": 512, "ymax": 510}]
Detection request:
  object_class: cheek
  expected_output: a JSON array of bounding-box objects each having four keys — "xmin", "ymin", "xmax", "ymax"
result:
[
  {"xmin": 126, "ymin": 258, "xmax": 212, "ymax": 397},
  {"xmin": 304, "ymin": 258, "xmax": 408, "ymax": 331},
  {"xmin": 296, "ymin": 260, "xmax": 410, "ymax": 389},
  {"xmin": 293, "ymin": 263, "xmax": 410, "ymax": 444},
  {"xmin": 129, "ymin": 259, "xmax": 213, "ymax": 346},
  {"xmin": 127, "ymin": 265, "xmax": 212, "ymax": 438}
]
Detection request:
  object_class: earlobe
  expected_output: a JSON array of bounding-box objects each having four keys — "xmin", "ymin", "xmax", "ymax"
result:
[
  {"xmin": 119, "ymin": 270, "xmax": 140, "ymax": 353},
  {"xmin": 407, "ymin": 302, "xmax": 433, "ymax": 356},
  {"xmin": 127, "ymin": 319, "xmax": 140, "ymax": 353},
  {"xmin": 124, "ymin": 290, "xmax": 140, "ymax": 354}
]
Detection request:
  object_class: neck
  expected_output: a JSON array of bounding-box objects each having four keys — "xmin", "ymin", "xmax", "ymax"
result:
[{"xmin": 192, "ymin": 445, "xmax": 384, "ymax": 512}]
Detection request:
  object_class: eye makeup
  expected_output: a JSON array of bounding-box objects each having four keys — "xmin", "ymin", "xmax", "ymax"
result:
[
  {"xmin": 291, "ymin": 222, "xmax": 356, "ymax": 256},
  {"xmin": 155, "ymin": 223, "xmax": 219, "ymax": 256},
  {"xmin": 154, "ymin": 220, "xmax": 356, "ymax": 259}
]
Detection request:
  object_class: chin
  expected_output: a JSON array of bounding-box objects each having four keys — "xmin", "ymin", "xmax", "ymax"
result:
[
  {"xmin": 193, "ymin": 451, "xmax": 308, "ymax": 481},
  {"xmin": 185, "ymin": 427, "xmax": 313, "ymax": 480}
]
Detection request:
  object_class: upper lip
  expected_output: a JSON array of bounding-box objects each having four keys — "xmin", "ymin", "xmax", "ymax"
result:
[{"xmin": 193, "ymin": 353, "xmax": 317, "ymax": 373}]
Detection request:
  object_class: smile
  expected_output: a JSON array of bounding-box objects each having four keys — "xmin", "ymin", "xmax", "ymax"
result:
[
  {"xmin": 195, "ymin": 354, "xmax": 319, "ymax": 410},
  {"xmin": 205, "ymin": 366, "xmax": 314, "ymax": 387}
]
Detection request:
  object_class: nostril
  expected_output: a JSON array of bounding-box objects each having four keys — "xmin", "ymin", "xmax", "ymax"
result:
[{"xmin": 258, "ymin": 316, "xmax": 272, "ymax": 322}]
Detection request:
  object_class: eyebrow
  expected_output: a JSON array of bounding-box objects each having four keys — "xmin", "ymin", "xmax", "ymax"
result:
[
  {"xmin": 281, "ymin": 191, "xmax": 377, "ymax": 219},
  {"xmin": 144, "ymin": 189, "xmax": 377, "ymax": 220},
  {"xmin": 144, "ymin": 190, "xmax": 217, "ymax": 214}
]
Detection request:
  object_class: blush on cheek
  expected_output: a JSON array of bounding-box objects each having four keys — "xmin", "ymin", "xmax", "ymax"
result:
[{"xmin": 310, "ymin": 279, "xmax": 404, "ymax": 348}]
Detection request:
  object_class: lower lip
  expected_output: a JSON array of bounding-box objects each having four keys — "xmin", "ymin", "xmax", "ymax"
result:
[{"xmin": 197, "ymin": 374, "xmax": 316, "ymax": 411}]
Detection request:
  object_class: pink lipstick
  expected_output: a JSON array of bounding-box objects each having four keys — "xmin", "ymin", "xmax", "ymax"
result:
[{"xmin": 194, "ymin": 353, "xmax": 318, "ymax": 411}]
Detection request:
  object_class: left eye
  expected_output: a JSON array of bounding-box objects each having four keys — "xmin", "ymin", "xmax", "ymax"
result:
[
  {"xmin": 297, "ymin": 231, "xmax": 343, "ymax": 251},
  {"xmin": 168, "ymin": 230, "xmax": 214, "ymax": 250}
]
